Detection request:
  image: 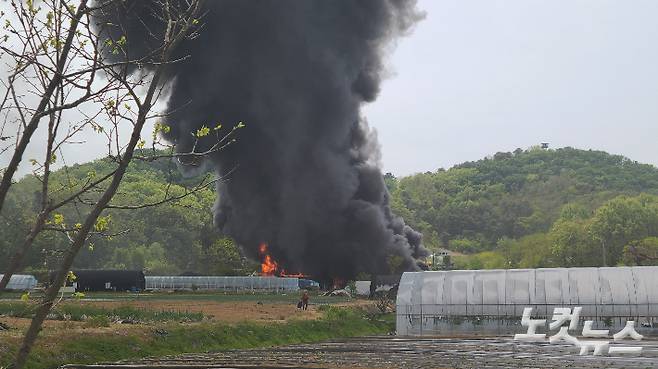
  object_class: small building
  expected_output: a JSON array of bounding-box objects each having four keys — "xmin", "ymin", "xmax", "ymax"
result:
[
  {"xmin": 52, "ymin": 270, "xmax": 145, "ymax": 292},
  {"xmin": 427, "ymin": 248, "xmax": 454, "ymax": 270},
  {"xmin": 0, "ymin": 274, "xmax": 38, "ymax": 291},
  {"xmin": 355, "ymin": 280, "xmax": 371, "ymax": 296}
]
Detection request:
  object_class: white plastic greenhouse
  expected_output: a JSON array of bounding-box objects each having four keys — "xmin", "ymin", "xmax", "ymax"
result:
[
  {"xmin": 145, "ymin": 276, "xmax": 299, "ymax": 292},
  {"xmin": 0, "ymin": 274, "xmax": 38, "ymax": 291},
  {"xmin": 396, "ymin": 267, "xmax": 658, "ymax": 336}
]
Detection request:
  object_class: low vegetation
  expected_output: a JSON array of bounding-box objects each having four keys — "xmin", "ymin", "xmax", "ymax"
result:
[
  {"xmin": 0, "ymin": 306, "xmax": 392, "ymax": 369},
  {"xmin": 0, "ymin": 302, "xmax": 204, "ymax": 323}
]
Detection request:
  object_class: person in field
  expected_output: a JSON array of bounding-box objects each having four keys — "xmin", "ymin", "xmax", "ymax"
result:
[{"xmin": 301, "ymin": 290, "xmax": 309, "ymax": 310}]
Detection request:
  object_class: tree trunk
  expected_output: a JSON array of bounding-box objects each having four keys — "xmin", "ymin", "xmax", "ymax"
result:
[
  {"xmin": 1, "ymin": 100, "xmax": 59, "ymax": 292},
  {"xmin": 11, "ymin": 63, "xmax": 166, "ymax": 369},
  {"xmin": 0, "ymin": 212, "xmax": 48, "ymax": 291},
  {"xmin": 0, "ymin": 0, "xmax": 88, "ymax": 214},
  {"xmin": 11, "ymin": 2, "xmax": 201, "ymax": 365}
]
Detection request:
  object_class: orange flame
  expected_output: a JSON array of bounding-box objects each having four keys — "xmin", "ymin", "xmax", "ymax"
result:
[
  {"xmin": 258, "ymin": 242, "xmax": 309, "ymax": 278},
  {"xmin": 280, "ymin": 270, "xmax": 308, "ymax": 278},
  {"xmin": 259, "ymin": 243, "xmax": 278, "ymax": 276}
]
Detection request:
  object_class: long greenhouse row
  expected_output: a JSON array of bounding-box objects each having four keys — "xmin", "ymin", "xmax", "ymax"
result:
[
  {"xmin": 0, "ymin": 273, "xmax": 302, "ymax": 292},
  {"xmin": 145, "ymin": 276, "xmax": 300, "ymax": 292}
]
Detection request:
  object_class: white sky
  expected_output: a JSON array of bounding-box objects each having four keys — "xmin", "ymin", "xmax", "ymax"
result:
[
  {"xmin": 365, "ymin": 0, "xmax": 658, "ymax": 176},
  {"xmin": 3, "ymin": 0, "xmax": 658, "ymax": 178}
]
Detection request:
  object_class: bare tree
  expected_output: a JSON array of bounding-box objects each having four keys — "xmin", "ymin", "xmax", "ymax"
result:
[
  {"xmin": 0, "ymin": 0, "xmax": 105, "ymax": 213},
  {"xmin": 0, "ymin": 0, "xmax": 122, "ymax": 289},
  {"xmin": 2, "ymin": 1, "xmax": 216, "ymax": 367},
  {"xmin": 0, "ymin": 0, "xmax": 237, "ymax": 293}
]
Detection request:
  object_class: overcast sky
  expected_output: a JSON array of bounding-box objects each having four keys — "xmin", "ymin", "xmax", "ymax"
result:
[
  {"xmin": 365, "ymin": 0, "xmax": 658, "ymax": 176},
  {"xmin": 3, "ymin": 0, "xmax": 658, "ymax": 178}
]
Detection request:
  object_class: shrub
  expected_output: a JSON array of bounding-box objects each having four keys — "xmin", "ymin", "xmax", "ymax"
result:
[{"xmin": 84, "ymin": 315, "xmax": 110, "ymax": 328}]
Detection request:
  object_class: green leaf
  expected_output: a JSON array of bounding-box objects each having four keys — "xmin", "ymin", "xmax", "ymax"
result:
[
  {"xmin": 72, "ymin": 292, "xmax": 85, "ymax": 299},
  {"xmin": 94, "ymin": 215, "xmax": 111, "ymax": 232},
  {"xmin": 53, "ymin": 213, "xmax": 65, "ymax": 225},
  {"xmin": 195, "ymin": 125, "xmax": 210, "ymax": 138}
]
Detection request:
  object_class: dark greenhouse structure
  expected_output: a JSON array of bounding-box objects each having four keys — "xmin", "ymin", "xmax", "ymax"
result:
[{"xmin": 51, "ymin": 270, "xmax": 145, "ymax": 292}]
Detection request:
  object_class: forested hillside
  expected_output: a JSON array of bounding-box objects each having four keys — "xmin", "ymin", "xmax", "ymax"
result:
[
  {"xmin": 0, "ymin": 152, "xmax": 253, "ymax": 276},
  {"xmin": 387, "ymin": 147, "xmax": 658, "ymax": 268},
  {"xmin": 3, "ymin": 146, "xmax": 658, "ymax": 276}
]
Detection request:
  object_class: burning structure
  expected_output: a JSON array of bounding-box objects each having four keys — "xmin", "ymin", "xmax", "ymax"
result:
[
  {"xmin": 258, "ymin": 243, "xmax": 306, "ymax": 278},
  {"xmin": 259, "ymin": 243, "xmax": 278, "ymax": 276},
  {"xmin": 104, "ymin": 0, "xmax": 428, "ymax": 281}
]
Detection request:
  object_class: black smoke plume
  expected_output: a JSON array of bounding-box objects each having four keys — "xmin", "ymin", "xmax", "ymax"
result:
[{"xmin": 104, "ymin": 0, "xmax": 428, "ymax": 280}]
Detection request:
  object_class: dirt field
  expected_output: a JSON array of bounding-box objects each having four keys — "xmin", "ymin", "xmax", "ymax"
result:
[
  {"xmin": 76, "ymin": 299, "xmax": 324, "ymax": 322},
  {"xmin": 0, "ymin": 300, "xmax": 321, "ymax": 340},
  {"xmin": 0, "ymin": 294, "xmax": 371, "ymax": 340}
]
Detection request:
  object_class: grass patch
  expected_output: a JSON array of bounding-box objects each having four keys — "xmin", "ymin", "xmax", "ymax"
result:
[
  {"xmin": 0, "ymin": 302, "xmax": 32, "ymax": 319},
  {"xmin": 83, "ymin": 316, "xmax": 110, "ymax": 328},
  {"xmin": 0, "ymin": 306, "xmax": 392, "ymax": 369},
  {"xmin": 0, "ymin": 302, "xmax": 204, "ymax": 323},
  {"xmin": 2, "ymin": 291, "xmax": 353, "ymax": 304},
  {"xmin": 82, "ymin": 291, "xmax": 352, "ymax": 304}
]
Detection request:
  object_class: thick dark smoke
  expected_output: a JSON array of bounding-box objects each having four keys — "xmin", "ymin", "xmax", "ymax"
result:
[{"xmin": 105, "ymin": 0, "xmax": 428, "ymax": 279}]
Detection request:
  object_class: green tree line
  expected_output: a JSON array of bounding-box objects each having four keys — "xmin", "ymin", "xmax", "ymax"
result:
[
  {"xmin": 387, "ymin": 147, "xmax": 658, "ymax": 269},
  {"xmin": 4, "ymin": 146, "xmax": 658, "ymax": 276},
  {"xmin": 1, "ymin": 151, "xmax": 254, "ymax": 276}
]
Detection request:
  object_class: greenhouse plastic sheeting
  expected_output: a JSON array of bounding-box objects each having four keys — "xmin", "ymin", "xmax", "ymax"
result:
[
  {"xmin": 145, "ymin": 276, "xmax": 299, "ymax": 292},
  {"xmin": 396, "ymin": 267, "xmax": 658, "ymax": 336},
  {"xmin": 0, "ymin": 274, "xmax": 38, "ymax": 290}
]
